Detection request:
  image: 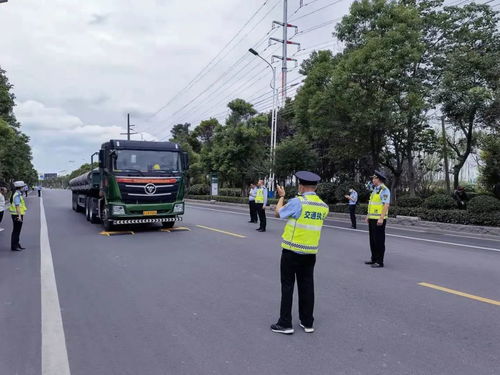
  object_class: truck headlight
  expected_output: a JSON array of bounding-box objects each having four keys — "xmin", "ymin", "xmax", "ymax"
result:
[
  {"xmin": 173, "ymin": 203, "xmax": 184, "ymax": 213},
  {"xmin": 112, "ymin": 205, "xmax": 125, "ymax": 215}
]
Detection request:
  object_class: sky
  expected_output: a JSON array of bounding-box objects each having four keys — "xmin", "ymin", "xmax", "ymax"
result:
[{"xmin": 0, "ymin": 0, "xmax": 473, "ymax": 175}]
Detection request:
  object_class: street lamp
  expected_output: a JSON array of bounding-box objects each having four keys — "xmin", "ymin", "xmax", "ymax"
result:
[{"xmin": 248, "ymin": 48, "xmax": 278, "ymax": 193}]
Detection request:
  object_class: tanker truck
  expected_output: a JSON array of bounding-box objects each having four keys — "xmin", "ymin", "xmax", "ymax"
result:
[{"xmin": 69, "ymin": 139, "xmax": 189, "ymax": 231}]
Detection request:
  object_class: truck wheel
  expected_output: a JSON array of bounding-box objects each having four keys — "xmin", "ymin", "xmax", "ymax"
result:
[
  {"xmin": 162, "ymin": 221, "xmax": 175, "ymax": 229},
  {"xmin": 102, "ymin": 209, "xmax": 113, "ymax": 231},
  {"xmin": 85, "ymin": 198, "xmax": 91, "ymax": 221},
  {"xmin": 89, "ymin": 200, "xmax": 99, "ymax": 224}
]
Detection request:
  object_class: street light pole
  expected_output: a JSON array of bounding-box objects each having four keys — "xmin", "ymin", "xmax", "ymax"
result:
[{"xmin": 248, "ymin": 48, "xmax": 278, "ymax": 193}]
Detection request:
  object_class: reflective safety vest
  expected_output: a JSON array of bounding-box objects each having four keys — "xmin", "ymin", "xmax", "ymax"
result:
[
  {"xmin": 367, "ymin": 184, "xmax": 389, "ymax": 219},
  {"xmin": 9, "ymin": 191, "xmax": 27, "ymax": 215},
  {"xmin": 255, "ymin": 187, "xmax": 264, "ymax": 204},
  {"xmin": 281, "ymin": 194, "xmax": 329, "ymax": 255}
]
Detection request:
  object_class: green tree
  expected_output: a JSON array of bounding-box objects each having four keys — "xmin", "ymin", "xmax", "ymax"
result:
[
  {"xmin": 479, "ymin": 134, "xmax": 500, "ymax": 198},
  {"xmin": 0, "ymin": 67, "xmax": 37, "ymax": 186},
  {"xmin": 435, "ymin": 3, "xmax": 500, "ymax": 188},
  {"xmin": 169, "ymin": 123, "xmax": 204, "ymax": 184},
  {"xmin": 274, "ymin": 135, "xmax": 318, "ymax": 183},
  {"xmin": 204, "ymin": 100, "xmax": 269, "ymax": 188}
]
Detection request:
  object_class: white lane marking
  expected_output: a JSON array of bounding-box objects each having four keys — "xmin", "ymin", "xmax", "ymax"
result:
[
  {"xmin": 187, "ymin": 204, "xmax": 500, "ymax": 253},
  {"xmin": 40, "ymin": 198, "xmax": 71, "ymax": 375}
]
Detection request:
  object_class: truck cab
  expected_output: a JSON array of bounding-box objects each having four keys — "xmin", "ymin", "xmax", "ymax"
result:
[{"xmin": 70, "ymin": 139, "xmax": 189, "ymax": 231}]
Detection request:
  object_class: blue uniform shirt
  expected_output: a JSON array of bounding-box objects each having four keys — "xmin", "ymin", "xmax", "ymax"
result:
[
  {"xmin": 373, "ymin": 185, "xmax": 391, "ymax": 204},
  {"xmin": 13, "ymin": 191, "xmax": 22, "ymax": 206},
  {"xmin": 248, "ymin": 187, "xmax": 257, "ymax": 202},
  {"xmin": 279, "ymin": 192, "xmax": 317, "ymax": 220},
  {"xmin": 348, "ymin": 191, "xmax": 358, "ymax": 205}
]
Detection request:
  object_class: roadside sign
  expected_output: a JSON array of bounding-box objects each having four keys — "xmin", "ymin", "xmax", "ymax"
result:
[{"xmin": 211, "ymin": 174, "xmax": 218, "ymax": 196}]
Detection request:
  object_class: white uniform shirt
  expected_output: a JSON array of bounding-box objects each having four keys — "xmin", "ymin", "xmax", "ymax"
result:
[{"xmin": 0, "ymin": 193, "xmax": 5, "ymax": 212}]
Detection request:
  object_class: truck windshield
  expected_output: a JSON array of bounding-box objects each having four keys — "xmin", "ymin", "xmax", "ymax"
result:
[{"xmin": 113, "ymin": 150, "xmax": 181, "ymax": 174}]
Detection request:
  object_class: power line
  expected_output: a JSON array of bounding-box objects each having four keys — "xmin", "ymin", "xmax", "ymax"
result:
[
  {"xmin": 290, "ymin": 0, "xmax": 348, "ymax": 22},
  {"xmin": 151, "ymin": 1, "xmax": 282, "ymax": 127},
  {"xmin": 169, "ymin": 44, "xmax": 283, "ymax": 127},
  {"xmin": 149, "ymin": 0, "xmax": 279, "ymax": 118}
]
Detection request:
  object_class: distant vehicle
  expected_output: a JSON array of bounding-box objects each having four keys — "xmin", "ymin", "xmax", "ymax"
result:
[{"xmin": 69, "ymin": 139, "xmax": 189, "ymax": 231}]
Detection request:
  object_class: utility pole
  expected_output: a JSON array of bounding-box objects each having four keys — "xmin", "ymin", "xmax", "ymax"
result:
[
  {"xmin": 271, "ymin": 1, "xmax": 299, "ymax": 106},
  {"xmin": 249, "ymin": 48, "xmax": 278, "ymax": 192},
  {"xmin": 441, "ymin": 116, "xmax": 451, "ymax": 194},
  {"xmin": 121, "ymin": 113, "xmax": 137, "ymax": 140},
  {"xmin": 282, "ymin": 0, "xmax": 288, "ymax": 104}
]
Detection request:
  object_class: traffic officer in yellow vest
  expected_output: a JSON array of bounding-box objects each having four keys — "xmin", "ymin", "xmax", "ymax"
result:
[
  {"xmin": 271, "ymin": 171, "xmax": 329, "ymax": 334},
  {"xmin": 365, "ymin": 170, "xmax": 390, "ymax": 268},
  {"xmin": 9, "ymin": 181, "xmax": 28, "ymax": 251},
  {"xmin": 254, "ymin": 179, "xmax": 267, "ymax": 232}
]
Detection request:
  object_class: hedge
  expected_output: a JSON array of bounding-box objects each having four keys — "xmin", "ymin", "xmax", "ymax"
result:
[
  {"xmin": 218, "ymin": 188, "xmax": 242, "ymax": 197},
  {"xmin": 423, "ymin": 194, "xmax": 456, "ymax": 210},
  {"xmin": 396, "ymin": 196, "xmax": 423, "ymax": 208},
  {"xmin": 468, "ymin": 195, "xmax": 500, "ymax": 213},
  {"xmin": 188, "ymin": 184, "xmax": 210, "ymax": 195}
]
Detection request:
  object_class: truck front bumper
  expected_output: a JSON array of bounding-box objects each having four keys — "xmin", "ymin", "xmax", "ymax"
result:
[{"xmin": 112, "ymin": 216, "xmax": 182, "ymax": 225}]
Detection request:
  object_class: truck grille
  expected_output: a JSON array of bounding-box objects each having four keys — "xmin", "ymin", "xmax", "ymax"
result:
[{"xmin": 116, "ymin": 177, "xmax": 179, "ymax": 204}]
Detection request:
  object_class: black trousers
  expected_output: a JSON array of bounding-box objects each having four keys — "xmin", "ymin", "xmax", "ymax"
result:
[
  {"xmin": 368, "ymin": 219, "xmax": 386, "ymax": 264},
  {"xmin": 278, "ymin": 249, "xmax": 316, "ymax": 328},
  {"xmin": 255, "ymin": 203, "xmax": 266, "ymax": 230},
  {"xmin": 349, "ymin": 204, "xmax": 357, "ymax": 228},
  {"xmin": 0, "ymin": 211, "xmax": 4, "ymax": 224},
  {"xmin": 248, "ymin": 200, "xmax": 257, "ymax": 222},
  {"xmin": 38, "ymin": 190, "xmax": 41, "ymax": 197},
  {"xmin": 11, "ymin": 215, "xmax": 23, "ymax": 250}
]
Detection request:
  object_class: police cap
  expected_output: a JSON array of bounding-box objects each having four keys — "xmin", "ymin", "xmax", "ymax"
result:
[
  {"xmin": 295, "ymin": 171, "xmax": 321, "ymax": 185},
  {"xmin": 371, "ymin": 170, "xmax": 387, "ymax": 182},
  {"xmin": 14, "ymin": 181, "xmax": 26, "ymax": 188}
]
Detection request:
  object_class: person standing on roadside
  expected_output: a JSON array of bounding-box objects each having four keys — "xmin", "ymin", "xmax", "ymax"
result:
[
  {"xmin": 248, "ymin": 183, "xmax": 257, "ymax": 223},
  {"xmin": 345, "ymin": 188, "xmax": 358, "ymax": 229},
  {"xmin": 23, "ymin": 184, "xmax": 29, "ymax": 197},
  {"xmin": 9, "ymin": 181, "xmax": 28, "ymax": 251},
  {"xmin": 365, "ymin": 171, "xmax": 390, "ymax": 268},
  {"xmin": 255, "ymin": 179, "xmax": 268, "ymax": 232},
  {"xmin": 0, "ymin": 187, "xmax": 6, "ymax": 232},
  {"xmin": 270, "ymin": 171, "xmax": 329, "ymax": 334},
  {"xmin": 36, "ymin": 185, "xmax": 42, "ymax": 197}
]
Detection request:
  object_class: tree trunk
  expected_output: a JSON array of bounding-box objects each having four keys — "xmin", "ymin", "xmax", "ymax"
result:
[
  {"xmin": 452, "ymin": 112, "xmax": 476, "ymax": 189},
  {"xmin": 441, "ymin": 116, "xmax": 451, "ymax": 194},
  {"xmin": 390, "ymin": 172, "xmax": 401, "ymax": 205},
  {"xmin": 407, "ymin": 153, "xmax": 416, "ymax": 197}
]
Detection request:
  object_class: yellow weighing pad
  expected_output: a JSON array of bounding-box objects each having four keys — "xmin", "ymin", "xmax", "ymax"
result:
[
  {"xmin": 160, "ymin": 226, "xmax": 191, "ymax": 232},
  {"xmin": 100, "ymin": 231, "xmax": 135, "ymax": 236}
]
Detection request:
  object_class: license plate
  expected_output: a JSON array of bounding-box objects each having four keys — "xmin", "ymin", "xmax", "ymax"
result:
[{"xmin": 143, "ymin": 210, "xmax": 157, "ymax": 216}]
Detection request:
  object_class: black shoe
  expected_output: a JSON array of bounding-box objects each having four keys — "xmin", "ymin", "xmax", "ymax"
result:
[
  {"xmin": 248, "ymin": 220, "xmax": 257, "ymax": 223},
  {"xmin": 17, "ymin": 245, "xmax": 26, "ymax": 250},
  {"xmin": 270, "ymin": 324, "xmax": 294, "ymax": 334},
  {"xmin": 256, "ymin": 228, "xmax": 266, "ymax": 232},
  {"xmin": 371, "ymin": 263, "xmax": 384, "ymax": 268},
  {"xmin": 11, "ymin": 248, "xmax": 23, "ymax": 251},
  {"xmin": 351, "ymin": 226, "xmax": 356, "ymax": 229},
  {"xmin": 364, "ymin": 261, "xmax": 375, "ymax": 265}
]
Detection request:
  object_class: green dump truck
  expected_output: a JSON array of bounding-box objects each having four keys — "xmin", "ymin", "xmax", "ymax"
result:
[{"xmin": 69, "ymin": 140, "xmax": 189, "ymax": 231}]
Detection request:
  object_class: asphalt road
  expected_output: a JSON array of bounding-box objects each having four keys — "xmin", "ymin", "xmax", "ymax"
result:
[{"xmin": 1, "ymin": 189, "xmax": 499, "ymax": 375}]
